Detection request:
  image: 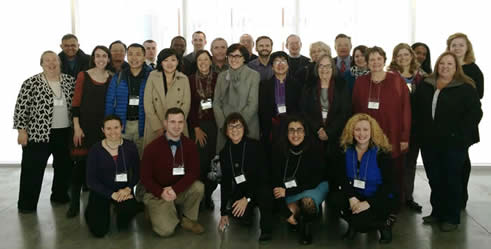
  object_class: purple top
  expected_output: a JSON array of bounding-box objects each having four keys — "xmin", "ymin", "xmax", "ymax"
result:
[{"xmin": 274, "ymin": 76, "xmax": 286, "ymax": 114}]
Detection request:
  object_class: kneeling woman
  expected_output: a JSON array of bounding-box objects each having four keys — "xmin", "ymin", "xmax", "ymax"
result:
[
  {"xmin": 85, "ymin": 115, "xmax": 140, "ymax": 237},
  {"xmin": 217, "ymin": 113, "xmax": 273, "ymax": 242},
  {"xmin": 333, "ymin": 113, "xmax": 396, "ymax": 244},
  {"xmin": 272, "ymin": 116, "xmax": 329, "ymax": 245}
]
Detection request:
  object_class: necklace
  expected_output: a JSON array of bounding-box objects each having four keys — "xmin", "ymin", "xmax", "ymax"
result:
[
  {"xmin": 104, "ymin": 139, "xmax": 122, "ymax": 150},
  {"xmin": 289, "ymin": 148, "xmax": 303, "ymax": 156}
]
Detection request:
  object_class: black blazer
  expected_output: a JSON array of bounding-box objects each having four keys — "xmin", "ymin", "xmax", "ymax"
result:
[
  {"xmin": 414, "ymin": 78, "xmax": 482, "ymax": 148},
  {"xmin": 258, "ymin": 75, "xmax": 301, "ymax": 144},
  {"xmin": 299, "ymin": 76, "xmax": 352, "ymax": 146},
  {"xmin": 219, "ymin": 138, "xmax": 267, "ymax": 216}
]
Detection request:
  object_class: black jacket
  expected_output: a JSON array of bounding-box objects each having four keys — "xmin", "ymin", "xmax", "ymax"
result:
[
  {"xmin": 463, "ymin": 62, "xmax": 484, "ymax": 99},
  {"xmin": 219, "ymin": 138, "xmax": 267, "ymax": 216},
  {"xmin": 299, "ymin": 76, "xmax": 352, "ymax": 146},
  {"xmin": 258, "ymin": 75, "xmax": 301, "ymax": 145},
  {"xmin": 414, "ymin": 77, "xmax": 482, "ymax": 148},
  {"xmin": 59, "ymin": 49, "xmax": 90, "ymax": 78}
]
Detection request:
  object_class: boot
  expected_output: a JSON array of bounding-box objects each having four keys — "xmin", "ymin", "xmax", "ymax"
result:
[
  {"xmin": 379, "ymin": 226, "xmax": 392, "ymax": 244},
  {"xmin": 342, "ymin": 224, "xmax": 356, "ymax": 240},
  {"xmin": 298, "ymin": 215, "xmax": 312, "ymax": 245},
  {"xmin": 66, "ymin": 186, "xmax": 81, "ymax": 218}
]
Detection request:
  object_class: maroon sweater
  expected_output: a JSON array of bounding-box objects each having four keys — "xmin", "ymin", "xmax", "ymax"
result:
[
  {"xmin": 140, "ymin": 135, "xmax": 200, "ymax": 198},
  {"xmin": 352, "ymin": 72, "xmax": 411, "ymax": 158}
]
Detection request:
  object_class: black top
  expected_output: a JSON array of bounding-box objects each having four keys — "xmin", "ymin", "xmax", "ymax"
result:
[
  {"xmin": 295, "ymin": 62, "xmax": 316, "ymax": 86},
  {"xmin": 219, "ymin": 138, "xmax": 267, "ymax": 216},
  {"xmin": 334, "ymin": 150, "xmax": 394, "ymax": 212},
  {"xmin": 59, "ymin": 49, "xmax": 90, "ymax": 79},
  {"xmin": 288, "ymin": 55, "xmax": 310, "ymax": 78},
  {"xmin": 463, "ymin": 62, "xmax": 484, "ymax": 99},
  {"xmin": 272, "ymin": 143, "xmax": 326, "ymax": 196},
  {"xmin": 126, "ymin": 67, "xmax": 145, "ymax": 120},
  {"xmin": 414, "ymin": 78, "xmax": 482, "ymax": 147}
]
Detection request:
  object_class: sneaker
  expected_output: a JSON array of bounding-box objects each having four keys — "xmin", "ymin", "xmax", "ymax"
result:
[
  {"xmin": 440, "ymin": 222, "xmax": 458, "ymax": 232},
  {"xmin": 181, "ymin": 216, "xmax": 205, "ymax": 234}
]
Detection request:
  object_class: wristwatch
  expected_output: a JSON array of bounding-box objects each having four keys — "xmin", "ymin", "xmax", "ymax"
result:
[{"xmin": 246, "ymin": 198, "xmax": 251, "ymax": 203}]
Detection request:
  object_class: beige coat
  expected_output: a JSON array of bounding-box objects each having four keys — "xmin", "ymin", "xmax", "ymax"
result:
[{"xmin": 143, "ymin": 70, "xmax": 191, "ymax": 148}]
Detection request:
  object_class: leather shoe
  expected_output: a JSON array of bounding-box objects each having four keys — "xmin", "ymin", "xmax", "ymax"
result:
[
  {"xmin": 299, "ymin": 216, "xmax": 312, "ymax": 245},
  {"xmin": 406, "ymin": 200, "xmax": 422, "ymax": 213},
  {"xmin": 259, "ymin": 232, "xmax": 272, "ymax": 242},
  {"xmin": 423, "ymin": 215, "xmax": 439, "ymax": 224},
  {"xmin": 379, "ymin": 227, "xmax": 392, "ymax": 244},
  {"xmin": 181, "ymin": 216, "xmax": 205, "ymax": 234},
  {"xmin": 18, "ymin": 208, "xmax": 36, "ymax": 214}
]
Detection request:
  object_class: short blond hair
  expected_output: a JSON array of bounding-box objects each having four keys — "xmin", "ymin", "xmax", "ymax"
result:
[
  {"xmin": 309, "ymin": 41, "xmax": 331, "ymax": 61},
  {"xmin": 340, "ymin": 113, "xmax": 392, "ymax": 153}
]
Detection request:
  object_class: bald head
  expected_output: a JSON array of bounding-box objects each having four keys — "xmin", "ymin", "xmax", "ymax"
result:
[{"xmin": 240, "ymin": 34, "xmax": 254, "ymax": 54}]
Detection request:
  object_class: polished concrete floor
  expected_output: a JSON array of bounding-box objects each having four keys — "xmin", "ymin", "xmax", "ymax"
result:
[{"xmin": 1, "ymin": 166, "xmax": 490, "ymax": 249}]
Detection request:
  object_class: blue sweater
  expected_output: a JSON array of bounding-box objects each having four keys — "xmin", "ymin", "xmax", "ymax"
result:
[{"xmin": 105, "ymin": 65, "xmax": 151, "ymax": 137}]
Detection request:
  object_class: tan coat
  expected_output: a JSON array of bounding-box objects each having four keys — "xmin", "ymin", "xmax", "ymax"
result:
[{"xmin": 143, "ymin": 70, "xmax": 191, "ymax": 148}]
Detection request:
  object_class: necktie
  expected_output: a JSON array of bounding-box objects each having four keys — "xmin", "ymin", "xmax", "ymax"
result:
[{"xmin": 340, "ymin": 60, "xmax": 346, "ymax": 73}]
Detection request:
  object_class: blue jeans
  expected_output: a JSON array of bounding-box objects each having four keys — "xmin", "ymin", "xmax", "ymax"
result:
[{"xmin": 421, "ymin": 146, "xmax": 466, "ymax": 224}]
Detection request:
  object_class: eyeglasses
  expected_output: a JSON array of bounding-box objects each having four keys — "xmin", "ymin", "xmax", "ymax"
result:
[
  {"xmin": 228, "ymin": 54, "xmax": 243, "ymax": 60},
  {"xmin": 318, "ymin": 64, "xmax": 332, "ymax": 70},
  {"xmin": 273, "ymin": 60, "xmax": 288, "ymax": 65},
  {"xmin": 227, "ymin": 123, "xmax": 244, "ymax": 130},
  {"xmin": 288, "ymin": 128, "xmax": 305, "ymax": 135}
]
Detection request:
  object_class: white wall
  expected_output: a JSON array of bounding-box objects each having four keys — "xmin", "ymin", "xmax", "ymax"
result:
[{"xmin": 1, "ymin": 0, "xmax": 489, "ymax": 165}]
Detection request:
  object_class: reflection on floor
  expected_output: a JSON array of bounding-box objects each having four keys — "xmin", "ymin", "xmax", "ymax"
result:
[{"xmin": 0, "ymin": 167, "xmax": 490, "ymax": 249}]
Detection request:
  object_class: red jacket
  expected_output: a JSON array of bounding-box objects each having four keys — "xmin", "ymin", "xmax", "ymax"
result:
[{"xmin": 140, "ymin": 134, "xmax": 200, "ymax": 198}]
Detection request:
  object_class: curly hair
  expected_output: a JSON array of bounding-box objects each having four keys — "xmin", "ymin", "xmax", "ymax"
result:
[
  {"xmin": 340, "ymin": 113, "xmax": 392, "ymax": 153},
  {"xmin": 388, "ymin": 43, "xmax": 420, "ymax": 75}
]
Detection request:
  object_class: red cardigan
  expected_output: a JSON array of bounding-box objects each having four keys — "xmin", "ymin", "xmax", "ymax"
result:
[
  {"xmin": 352, "ymin": 72, "xmax": 411, "ymax": 158},
  {"xmin": 140, "ymin": 134, "xmax": 200, "ymax": 198}
]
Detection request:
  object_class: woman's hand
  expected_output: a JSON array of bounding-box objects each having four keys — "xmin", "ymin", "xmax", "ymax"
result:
[
  {"xmin": 352, "ymin": 201, "xmax": 370, "ymax": 214},
  {"xmin": 194, "ymin": 127, "xmax": 208, "ymax": 147},
  {"xmin": 317, "ymin": 128, "xmax": 328, "ymax": 141},
  {"xmin": 232, "ymin": 197, "xmax": 248, "ymax": 217},
  {"xmin": 400, "ymin": 142, "xmax": 409, "ymax": 152},
  {"xmin": 273, "ymin": 187, "xmax": 286, "ymax": 199},
  {"xmin": 348, "ymin": 197, "xmax": 360, "ymax": 210},
  {"xmin": 73, "ymin": 126, "xmax": 85, "ymax": 147},
  {"xmin": 218, "ymin": 216, "xmax": 229, "ymax": 232},
  {"xmin": 17, "ymin": 129, "xmax": 28, "ymax": 146},
  {"xmin": 111, "ymin": 192, "xmax": 123, "ymax": 202}
]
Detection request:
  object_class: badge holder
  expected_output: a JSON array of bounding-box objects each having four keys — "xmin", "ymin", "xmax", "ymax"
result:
[
  {"xmin": 173, "ymin": 164, "xmax": 185, "ymax": 176},
  {"xmin": 201, "ymin": 98, "xmax": 212, "ymax": 110},
  {"xmin": 353, "ymin": 179, "xmax": 366, "ymax": 189},
  {"xmin": 284, "ymin": 177, "xmax": 297, "ymax": 189},
  {"xmin": 115, "ymin": 173, "xmax": 128, "ymax": 182},
  {"xmin": 277, "ymin": 105, "xmax": 287, "ymax": 114},
  {"xmin": 129, "ymin": 95, "xmax": 139, "ymax": 106},
  {"xmin": 234, "ymin": 174, "xmax": 246, "ymax": 184}
]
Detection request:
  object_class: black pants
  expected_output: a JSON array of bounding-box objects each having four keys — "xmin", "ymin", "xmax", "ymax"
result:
[
  {"xmin": 85, "ymin": 191, "xmax": 139, "ymax": 238},
  {"xmin": 330, "ymin": 190, "xmax": 395, "ymax": 232},
  {"xmin": 69, "ymin": 159, "xmax": 87, "ymax": 209},
  {"xmin": 462, "ymin": 152, "xmax": 471, "ymax": 208},
  {"xmin": 228, "ymin": 185, "xmax": 273, "ymax": 233},
  {"xmin": 18, "ymin": 128, "xmax": 71, "ymax": 211}
]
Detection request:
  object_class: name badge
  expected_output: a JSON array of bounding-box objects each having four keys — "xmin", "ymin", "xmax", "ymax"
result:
[
  {"xmin": 200, "ymin": 99, "xmax": 212, "ymax": 110},
  {"xmin": 129, "ymin": 96, "xmax": 139, "ymax": 106},
  {"xmin": 173, "ymin": 167, "xmax": 185, "ymax": 176},
  {"xmin": 353, "ymin": 179, "xmax": 366, "ymax": 189},
  {"xmin": 368, "ymin": 101, "xmax": 379, "ymax": 110},
  {"xmin": 322, "ymin": 111, "xmax": 328, "ymax": 119},
  {"xmin": 54, "ymin": 98, "xmax": 64, "ymax": 106},
  {"xmin": 285, "ymin": 179, "xmax": 297, "ymax": 189},
  {"xmin": 277, "ymin": 105, "xmax": 287, "ymax": 114},
  {"xmin": 235, "ymin": 174, "xmax": 246, "ymax": 184},
  {"xmin": 115, "ymin": 173, "xmax": 128, "ymax": 182}
]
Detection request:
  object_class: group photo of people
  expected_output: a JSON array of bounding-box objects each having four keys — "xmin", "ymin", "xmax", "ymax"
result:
[{"xmin": 12, "ymin": 28, "xmax": 484, "ymax": 247}]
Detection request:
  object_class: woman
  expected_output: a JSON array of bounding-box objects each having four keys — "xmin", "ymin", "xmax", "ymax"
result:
[
  {"xmin": 352, "ymin": 46, "xmax": 411, "ymax": 208},
  {"xmin": 415, "ymin": 52, "xmax": 482, "ymax": 232},
  {"xmin": 14, "ymin": 51, "xmax": 75, "ymax": 213},
  {"xmin": 213, "ymin": 43, "xmax": 260, "ymax": 152},
  {"xmin": 299, "ymin": 53, "xmax": 351, "ymax": 186},
  {"xmin": 217, "ymin": 113, "xmax": 272, "ymax": 242},
  {"xmin": 447, "ymin": 33, "xmax": 484, "ymax": 209},
  {"xmin": 188, "ymin": 50, "xmax": 219, "ymax": 210},
  {"xmin": 258, "ymin": 51, "xmax": 301, "ymax": 163},
  {"xmin": 85, "ymin": 115, "xmax": 140, "ymax": 237},
  {"xmin": 295, "ymin": 41, "xmax": 332, "ymax": 86},
  {"xmin": 272, "ymin": 116, "xmax": 329, "ymax": 245},
  {"xmin": 350, "ymin": 45, "xmax": 370, "ymax": 79},
  {"xmin": 388, "ymin": 43, "xmax": 425, "ymax": 213},
  {"xmin": 411, "ymin": 42, "xmax": 432, "ymax": 74},
  {"xmin": 143, "ymin": 48, "xmax": 191, "ymax": 148},
  {"xmin": 333, "ymin": 113, "xmax": 396, "ymax": 244},
  {"xmin": 66, "ymin": 45, "xmax": 113, "ymax": 218}
]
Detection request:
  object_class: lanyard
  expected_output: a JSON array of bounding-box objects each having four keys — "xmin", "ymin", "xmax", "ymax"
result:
[
  {"xmin": 367, "ymin": 80, "xmax": 382, "ymax": 104},
  {"xmin": 351, "ymin": 150, "xmax": 370, "ymax": 181},
  {"xmin": 106, "ymin": 139, "xmax": 127, "ymax": 174},
  {"xmin": 171, "ymin": 140, "xmax": 185, "ymax": 168},
  {"xmin": 283, "ymin": 152, "xmax": 302, "ymax": 181},
  {"xmin": 229, "ymin": 141, "xmax": 246, "ymax": 177}
]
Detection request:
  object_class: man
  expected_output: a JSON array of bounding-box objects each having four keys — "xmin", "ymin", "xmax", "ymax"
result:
[
  {"xmin": 143, "ymin": 39, "xmax": 158, "ymax": 69},
  {"xmin": 247, "ymin": 36, "xmax": 273, "ymax": 81},
  {"xmin": 109, "ymin": 40, "xmax": 129, "ymax": 73},
  {"xmin": 285, "ymin": 34, "xmax": 310, "ymax": 77},
  {"xmin": 210, "ymin": 37, "xmax": 229, "ymax": 74},
  {"xmin": 141, "ymin": 107, "xmax": 205, "ymax": 237},
  {"xmin": 184, "ymin": 31, "xmax": 207, "ymax": 64},
  {"xmin": 170, "ymin": 36, "xmax": 192, "ymax": 75},
  {"xmin": 334, "ymin": 34, "xmax": 353, "ymax": 73},
  {"xmin": 105, "ymin": 43, "xmax": 152, "ymax": 155},
  {"xmin": 240, "ymin": 34, "xmax": 257, "ymax": 62},
  {"xmin": 58, "ymin": 34, "xmax": 90, "ymax": 79}
]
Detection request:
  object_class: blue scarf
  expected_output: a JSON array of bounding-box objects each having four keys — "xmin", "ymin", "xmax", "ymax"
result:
[{"xmin": 345, "ymin": 147, "xmax": 382, "ymax": 197}]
